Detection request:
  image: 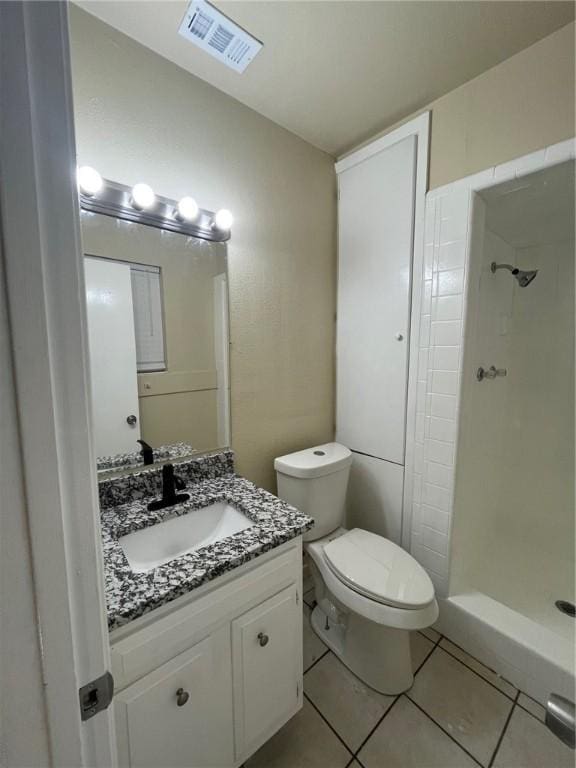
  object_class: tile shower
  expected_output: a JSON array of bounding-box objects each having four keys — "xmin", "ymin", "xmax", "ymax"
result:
[{"xmin": 406, "ymin": 139, "xmax": 576, "ymax": 705}]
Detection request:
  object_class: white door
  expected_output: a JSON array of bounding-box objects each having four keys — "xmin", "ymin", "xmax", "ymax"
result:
[
  {"xmin": 232, "ymin": 585, "xmax": 301, "ymax": 761},
  {"xmin": 85, "ymin": 257, "xmax": 141, "ymax": 456},
  {"xmin": 114, "ymin": 627, "xmax": 234, "ymax": 768},
  {"xmin": 336, "ymin": 135, "xmax": 416, "ymax": 464}
]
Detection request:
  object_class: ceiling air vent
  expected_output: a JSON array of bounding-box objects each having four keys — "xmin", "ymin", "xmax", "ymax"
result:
[{"xmin": 178, "ymin": 0, "xmax": 263, "ymax": 73}]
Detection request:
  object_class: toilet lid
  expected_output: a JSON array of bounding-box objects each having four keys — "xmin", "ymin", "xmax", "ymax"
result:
[{"xmin": 324, "ymin": 529, "xmax": 435, "ymax": 609}]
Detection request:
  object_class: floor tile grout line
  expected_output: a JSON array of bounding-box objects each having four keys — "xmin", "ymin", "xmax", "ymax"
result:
[
  {"xmin": 433, "ymin": 643, "xmax": 517, "ymax": 701},
  {"xmin": 487, "ymin": 691, "xmax": 518, "ymax": 768},
  {"xmin": 405, "ymin": 693, "xmax": 485, "ymax": 768},
  {"xmin": 516, "ymin": 699, "xmax": 546, "ymax": 725},
  {"xmin": 440, "ymin": 635, "xmax": 517, "ymax": 691},
  {"xmin": 413, "ymin": 638, "xmax": 438, "ymax": 676},
  {"xmin": 352, "ymin": 693, "xmax": 403, "ymax": 759},
  {"xmin": 303, "ymin": 647, "xmax": 330, "ymax": 676},
  {"xmin": 303, "ymin": 691, "xmax": 356, "ymax": 759}
]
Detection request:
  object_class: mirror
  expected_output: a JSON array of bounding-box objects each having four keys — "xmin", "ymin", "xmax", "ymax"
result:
[{"xmin": 81, "ymin": 209, "xmax": 230, "ymax": 475}]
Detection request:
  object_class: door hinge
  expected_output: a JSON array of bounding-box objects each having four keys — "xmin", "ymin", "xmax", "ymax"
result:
[
  {"xmin": 79, "ymin": 671, "xmax": 114, "ymax": 721},
  {"xmin": 296, "ymin": 591, "xmax": 300, "ymax": 606}
]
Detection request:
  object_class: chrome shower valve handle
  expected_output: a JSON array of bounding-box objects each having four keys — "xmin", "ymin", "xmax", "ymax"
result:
[{"xmin": 476, "ymin": 365, "xmax": 507, "ymax": 382}]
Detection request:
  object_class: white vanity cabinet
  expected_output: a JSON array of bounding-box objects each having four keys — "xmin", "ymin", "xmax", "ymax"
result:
[
  {"xmin": 114, "ymin": 627, "xmax": 234, "ymax": 768},
  {"xmin": 110, "ymin": 540, "xmax": 303, "ymax": 768}
]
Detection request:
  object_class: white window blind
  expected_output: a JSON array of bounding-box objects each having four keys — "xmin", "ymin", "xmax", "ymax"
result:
[{"xmin": 130, "ymin": 264, "xmax": 166, "ymax": 372}]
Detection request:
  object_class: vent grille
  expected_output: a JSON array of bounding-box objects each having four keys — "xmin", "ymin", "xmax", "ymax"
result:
[{"xmin": 179, "ymin": 0, "xmax": 263, "ymax": 73}]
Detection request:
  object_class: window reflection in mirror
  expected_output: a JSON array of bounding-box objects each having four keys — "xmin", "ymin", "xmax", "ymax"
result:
[{"xmin": 81, "ymin": 211, "xmax": 230, "ymax": 475}]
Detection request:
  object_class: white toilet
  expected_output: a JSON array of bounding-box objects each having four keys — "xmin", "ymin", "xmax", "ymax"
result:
[{"xmin": 275, "ymin": 442, "xmax": 439, "ymax": 694}]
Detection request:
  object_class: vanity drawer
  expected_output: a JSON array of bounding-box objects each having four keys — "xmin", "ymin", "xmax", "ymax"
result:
[{"xmin": 111, "ymin": 541, "xmax": 301, "ymax": 691}]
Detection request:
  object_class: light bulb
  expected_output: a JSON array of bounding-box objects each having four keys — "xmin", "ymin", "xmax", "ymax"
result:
[
  {"xmin": 214, "ymin": 209, "xmax": 233, "ymax": 231},
  {"xmin": 77, "ymin": 166, "xmax": 103, "ymax": 197},
  {"xmin": 131, "ymin": 183, "xmax": 156, "ymax": 210},
  {"xmin": 176, "ymin": 196, "xmax": 199, "ymax": 222}
]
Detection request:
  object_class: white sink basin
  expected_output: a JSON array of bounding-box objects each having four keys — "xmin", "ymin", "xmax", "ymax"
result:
[{"xmin": 119, "ymin": 501, "xmax": 254, "ymax": 573}]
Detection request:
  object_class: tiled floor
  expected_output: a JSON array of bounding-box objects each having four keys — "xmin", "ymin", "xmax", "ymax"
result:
[{"xmin": 246, "ymin": 589, "xmax": 574, "ymax": 768}]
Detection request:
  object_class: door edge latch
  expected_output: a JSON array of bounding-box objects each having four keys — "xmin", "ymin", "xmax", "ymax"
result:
[{"xmin": 79, "ymin": 670, "xmax": 114, "ymax": 721}]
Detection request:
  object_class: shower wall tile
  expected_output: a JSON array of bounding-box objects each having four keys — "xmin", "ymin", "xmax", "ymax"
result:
[
  {"xmin": 432, "ymin": 346, "xmax": 459, "ymax": 371},
  {"xmin": 430, "ymin": 394, "xmax": 457, "ymax": 420},
  {"xmin": 433, "ymin": 294, "xmax": 463, "ymax": 322},
  {"xmin": 431, "ymin": 370, "xmax": 458, "ymax": 396},
  {"xmin": 424, "ymin": 461, "xmax": 454, "ymax": 489},
  {"xmin": 406, "ymin": 137, "xmax": 572, "ymax": 599},
  {"xmin": 421, "ymin": 525, "xmax": 449, "ymax": 556},
  {"xmin": 422, "ymin": 482, "xmax": 452, "ymax": 512},
  {"xmin": 425, "ymin": 439, "xmax": 455, "ymax": 467},
  {"xmin": 435, "ymin": 268, "xmax": 465, "ymax": 297},
  {"xmin": 544, "ymin": 138, "xmax": 575, "ymax": 165},
  {"xmin": 421, "ymin": 504, "xmax": 451, "ymax": 534},
  {"xmin": 431, "ymin": 320, "xmax": 462, "ymax": 346},
  {"xmin": 437, "ymin": 241, "xmax": 466, "ymax": 271},
  {"xmin": 428, "ymin": 416, "xmax": 456, "ymax": 443},
  {"xmin": 413, "ymin": 542, "xmax": 448, "ymax": 577},
  {"xmin": 514, "ymin": 148, "xmax": 547, "ymax": 174}
]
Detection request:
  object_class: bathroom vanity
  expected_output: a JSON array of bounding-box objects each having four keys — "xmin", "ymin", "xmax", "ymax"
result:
[
  {"xmin": 99, "ymin": 451, "xmax": 312, "ymax": 768},
  {"xmin": 84, "ymin": 174, "xmax": 314, "ymax": 766}
]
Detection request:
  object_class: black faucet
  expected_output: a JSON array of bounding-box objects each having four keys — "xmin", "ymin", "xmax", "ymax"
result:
[
  {"xmin": 147, "ymin": 463, "xmax": 190, "ymax": 511},
  {"xmin": 137, "ymin": 439, "xmax": 154, "ymax": 466}
]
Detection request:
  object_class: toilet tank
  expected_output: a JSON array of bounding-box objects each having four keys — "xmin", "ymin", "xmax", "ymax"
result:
[{"xmin": 274, "ymin": 443, "xmax": 353, "ymax": 541}]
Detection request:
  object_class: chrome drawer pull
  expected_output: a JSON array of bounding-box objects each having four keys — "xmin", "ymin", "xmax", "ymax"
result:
[
  {"xmin": 176, "ymin": 688, "xmax": 189, "ymax": 707},
  {"xmin": 257, "ymin": 632, "xmax": 269, "ymax": 647}
]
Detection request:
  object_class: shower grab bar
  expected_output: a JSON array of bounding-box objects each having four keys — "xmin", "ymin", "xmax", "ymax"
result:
[
  {"xmin": 476, "ymin": 366, "xmax": 507, "ymax": 382},
  {"xmin": 546, "ymin": 694, "xmax": 575, "ymax": 749}
]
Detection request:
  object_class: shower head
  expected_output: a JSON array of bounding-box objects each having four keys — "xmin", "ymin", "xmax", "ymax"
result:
[{"xmin": 490, "ymin": 262, "xmax": 538, "ymax": 288}]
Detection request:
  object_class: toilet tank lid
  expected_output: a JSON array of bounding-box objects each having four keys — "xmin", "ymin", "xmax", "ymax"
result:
[{"xmin": 274, "ymin": 443, "xmax": 352, "ymax": 479}]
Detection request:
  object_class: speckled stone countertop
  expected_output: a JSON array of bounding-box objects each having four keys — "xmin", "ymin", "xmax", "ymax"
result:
[{"xmin": 100, "ymin": 451, "xmax": 313, "ymax": 632}]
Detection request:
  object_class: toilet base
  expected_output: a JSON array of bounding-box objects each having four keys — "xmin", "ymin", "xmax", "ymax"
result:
[{"xmin": 310, "ymin": 603, "xmax": 414, "ymax": 695}]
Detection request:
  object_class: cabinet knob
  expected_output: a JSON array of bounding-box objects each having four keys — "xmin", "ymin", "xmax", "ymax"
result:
[
  {"xmin": 126, "ymin": 414, "xmax": 138, "ymax": 426},
  {"xmin": 175, "ymin": 687, "xmax": 189, "ymax": 707},
  {"xmin": 257, "ymin": 632, "xmax": 269, "ymax": 647},
  {"xmin": 395, "ymin": 333, "xmax": 404, "ymax": 341}
]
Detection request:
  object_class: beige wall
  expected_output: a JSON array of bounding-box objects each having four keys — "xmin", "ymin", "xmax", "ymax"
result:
[
  {"xmin": 69, "ymin": 6, "xmax": 336, "ymax": 491},
  {"xmin": 343, "ymin": 22, "xmax": 575, "ymax": 189}
]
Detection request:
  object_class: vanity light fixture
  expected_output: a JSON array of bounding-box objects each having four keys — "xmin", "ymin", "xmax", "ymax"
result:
[
  {"xmin": 176, "ymin": 196, "xmax": 199, "ymax": 222},
  {"xmin": 78, "ymin": 175, "xmax": 231, "ymax": 242},
  {"xmin": 214, "ymin": 209, "xmax": 234, "ymax": 231},
  {"xmin": 77, "ymin": 165, "xmax": 103, "ymax": 197},
  {"xmin": 131, "ymin": 183, "xmax": 156, "ymax": 211}
]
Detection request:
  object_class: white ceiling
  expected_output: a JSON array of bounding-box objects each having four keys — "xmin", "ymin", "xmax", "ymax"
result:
[{"xmin": 75, "ymin": 1, "xmax": 575, "ymax": 156}]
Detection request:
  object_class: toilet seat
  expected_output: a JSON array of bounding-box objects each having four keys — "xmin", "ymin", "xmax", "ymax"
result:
[
  {"xmin": 324, "ymin": 528, "xmax": 434, "ymax": 610},
  {"xmin": 306, "ymin": 529, "xmax": 439, "ymax": 630}
]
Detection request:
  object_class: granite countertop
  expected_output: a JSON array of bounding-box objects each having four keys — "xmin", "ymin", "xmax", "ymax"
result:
[{"xmin": 101, "ymin": 463, "xmax": 313, "ymax": 632}]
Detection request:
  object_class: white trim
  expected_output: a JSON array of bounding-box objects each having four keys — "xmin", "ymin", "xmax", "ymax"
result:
[
  {"xmin": 335, "ymin": 112, "xmax": 430, "ymax": 174},
  {"xmin": 0, "ymin": 3, "xmax": 116, "ymax": 765},
  {"xmin": 406, "ymin": 136, "xmax": 576, "ymax": 598}
]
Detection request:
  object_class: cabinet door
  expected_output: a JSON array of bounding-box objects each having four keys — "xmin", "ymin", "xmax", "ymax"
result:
[
  {"xmin": 336, "ymin": 135, "xmax": 416, "ymax": 464},
  {"xmin": 232, "ymin": 585, "xmax": 302, "ymax": 761},
  {"xmin": 115, "ymin": 626, "xmax": 234, "ymax": 768}
]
